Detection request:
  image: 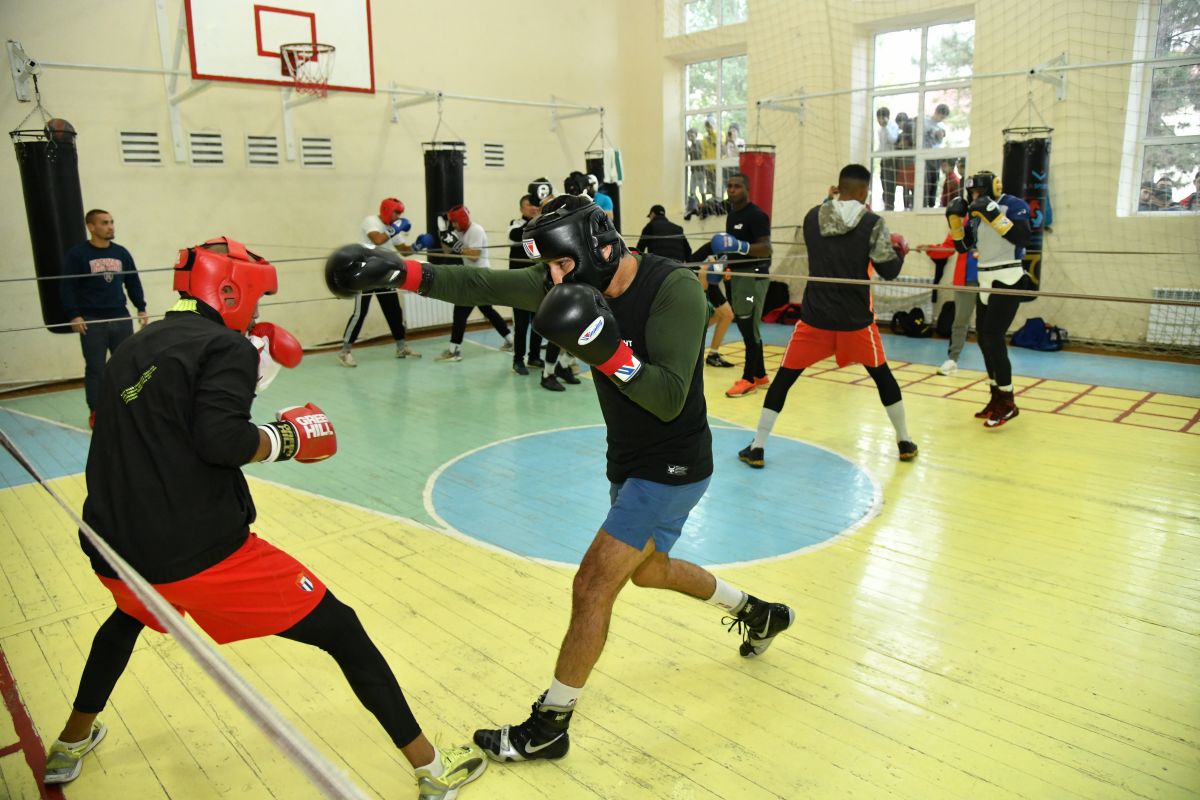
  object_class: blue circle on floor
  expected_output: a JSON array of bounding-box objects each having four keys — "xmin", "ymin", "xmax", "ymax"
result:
[{"xmin": 430, "ymin": 425, "xmax": 879, "ymax": 566}]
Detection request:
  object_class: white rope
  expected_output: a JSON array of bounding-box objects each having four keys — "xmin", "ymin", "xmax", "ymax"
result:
[{"xmin": 0, "ymin": 428, "xmax": 371, "ymax": 800}]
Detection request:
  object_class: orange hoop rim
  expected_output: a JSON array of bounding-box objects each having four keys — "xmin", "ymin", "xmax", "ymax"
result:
[{"xmin": 279, "ymin": 42, "xmax": 336, "ymax": 97}]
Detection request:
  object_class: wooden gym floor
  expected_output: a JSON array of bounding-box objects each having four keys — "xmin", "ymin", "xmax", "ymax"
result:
[{"xmin": 0, "ymin": 332, "xmax": 1197, "ymax": 799}]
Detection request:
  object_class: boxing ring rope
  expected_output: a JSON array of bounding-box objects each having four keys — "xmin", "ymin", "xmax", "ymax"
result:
[{"xmin": 0, "ymin": 429, "xmax": 372, "ymax": 800}]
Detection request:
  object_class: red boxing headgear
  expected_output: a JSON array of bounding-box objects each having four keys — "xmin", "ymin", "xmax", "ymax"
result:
[
  {"xmin": 447, "ymin": 204, "xmax": 471, "ymax": 231},
  {"xmin": 173, "ymin": 237, "xmax": 278, "ymax": 333},
  {"xmin": 379, "ymin": 197, "xmax": 405, "ymax": 222}
]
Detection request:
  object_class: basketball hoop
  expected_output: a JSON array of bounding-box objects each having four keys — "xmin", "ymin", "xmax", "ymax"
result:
[{"xmin": 279, "ymin": 42, "xmax": 336, "ymax": 97}]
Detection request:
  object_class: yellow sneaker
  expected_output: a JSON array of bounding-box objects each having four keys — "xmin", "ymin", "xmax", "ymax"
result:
[
  {"xmin": 415, "ymin": 742, "xmax": 487, "ymax": 799},
  {"xmin": 44, "ymin": 720, "xmax": 106, "ymax": 785}
]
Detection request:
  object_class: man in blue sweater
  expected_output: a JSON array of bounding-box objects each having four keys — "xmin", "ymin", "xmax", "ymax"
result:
[{"xmin": 61, "ymin": 209, "xmax": 148, "ymax": 428}]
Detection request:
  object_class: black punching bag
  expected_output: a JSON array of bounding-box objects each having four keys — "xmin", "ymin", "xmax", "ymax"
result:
[
  {"xmin": 422, "ymin": 141, "xmax": 465, "ymax": 266},
  {"xmin": 1002, "ymin": 127, "xmax": 1052, "ymax": 299},
  {"xmin": 12, "ymin": 122, "xmax": 86, "ymax": 332},
  {"xmin": 585, "ymin": 150, "xmax": 620, "ymax": 231}
]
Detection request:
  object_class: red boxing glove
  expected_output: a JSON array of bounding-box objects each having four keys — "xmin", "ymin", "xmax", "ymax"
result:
[
  {"xmin": 258, "ymin": 403, "xmax": 337, "ymax": 463},
  {"xmin": 249, "ymin": 322, "xmax": 302, "ymax": 393},
  {"xmin": 890, "ymin": 232, "xmax": 910, "ymax": 260}
]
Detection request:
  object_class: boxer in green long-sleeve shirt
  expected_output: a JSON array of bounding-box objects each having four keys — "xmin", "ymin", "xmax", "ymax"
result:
[{"xmin": 326, "ymin": 194, "xmax": 795, "ymax": 765}]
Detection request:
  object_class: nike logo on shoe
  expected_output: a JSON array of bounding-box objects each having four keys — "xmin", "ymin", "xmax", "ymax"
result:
[{"xmin": 523, "ymin": 733, "xmax": 565, "ymax": 754}]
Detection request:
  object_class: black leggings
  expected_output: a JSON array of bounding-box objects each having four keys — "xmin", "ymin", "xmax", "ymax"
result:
[
  {"xmin": 762, "ymin": 362, "xmax": 901, "ymax": 414},
  {"xmin": 74, "ymin": 593, "xmax": 422, "ymax": 749},
  {"xmin": 975, "ymin": 294, "xmax": 1021, "ymax": 386}
]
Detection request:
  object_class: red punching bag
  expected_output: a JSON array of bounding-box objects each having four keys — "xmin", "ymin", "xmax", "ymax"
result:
[{"xmin": 738, "ymin": 145, "xmax": 776, "ymax": 219}]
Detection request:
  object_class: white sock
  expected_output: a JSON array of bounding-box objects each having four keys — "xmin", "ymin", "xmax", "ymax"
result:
[
  {"xmin": 752, "ymin": 409, "xmax": 779, "ymax": 449},
  {"xmin": 416, "ymin": 746, "xmax": 444, "ymax": 776},
  {"xmin": 543, "ymin": 677, "xmax": 582, "ymax": 708},
  {"xmin": 396, "ymin": 339, "xmax": 407, "ymax": 351},
  {"xmin": 57, "ymin": 734, "xmax": 90, "ymax": 748},
  {"xmin": 999, "ymin": 384, "xmax": 1013, "ymax": 392},
  {"xmin": 448, "ymin": 343, "xmax": 460, "ymax": 354},
  {"xmin": 885, "ymin": 400, "xmax": 910, "ymax": 442},
  {"xmin": 504, "ymin": 334, "xmax": 514, "ymax": 345},
  {"xmin": 706, "ymin": 578, "xmax": 746, "ymax": 613}
]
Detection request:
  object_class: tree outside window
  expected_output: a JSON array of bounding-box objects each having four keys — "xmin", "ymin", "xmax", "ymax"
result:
[
  {"xmin": 1136, "ymin": 0, "xmax": 1199, "ymax": 213},
  {"xmin": 869, "ymin": 20, "xmax": 974, "ymax": 212},
  {"xmin": 683, "ymin": 0, "xmax": 747, "ymax": 34},
  {"xmin": 684, "ymin": 54, "xmax": 747, "ymax": 219}
]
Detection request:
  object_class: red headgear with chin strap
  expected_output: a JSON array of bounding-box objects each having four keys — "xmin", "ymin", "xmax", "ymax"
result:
[
  {"xmin": 447, "ymin": 204, "xmax": 471, "ymax": 231},
  {"xmin": 379, "ymin": 197, "xmax": 405, "ymax": 222},
  {"xmin": 173, "ymin": 237, "xmax": 278, "ymax": 333}
]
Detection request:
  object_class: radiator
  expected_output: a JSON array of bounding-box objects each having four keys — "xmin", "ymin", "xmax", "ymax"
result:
[
  {"xmin": 1147, "ymin": 288, "xmax": 1200, "ymax": 346},
  {"xmin": 872, "ymin": 275, "xmax": 934, "ymax": 322},
  {"xmin": 403, "ymin": 293, "xmax": 455, "ymax": 330}
]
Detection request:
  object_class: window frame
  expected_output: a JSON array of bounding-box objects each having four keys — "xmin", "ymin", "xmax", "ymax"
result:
[
  {"xmin": 867, "ymin": 17, "xmax": 975, "ymax": 214},
  {"xmin": 1122, "ymin": 0, "xmax": 1200, "ymax": 216},
  {"xmin": 682, "ymin": 0, "xmax": 747, "ymax": 35},
  {"xmin": 682, "ymin": 53, "xmax": 748, "ymax": 215}
]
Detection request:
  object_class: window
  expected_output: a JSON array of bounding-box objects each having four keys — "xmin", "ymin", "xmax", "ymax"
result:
[
  {"xmin": 683, "ymin": 54, "xmax": 747, "ymax": 218},
  {"xmin": 869, "ymin": 20, "xmax": 974, "ymax": 212},
  {"xmin": 683, "ymin": 0, "xmax": 747, "ymax": 34},
  {"xmin": 1133, "ymin": 0, "xmax": 1200, "ymax": 213}
]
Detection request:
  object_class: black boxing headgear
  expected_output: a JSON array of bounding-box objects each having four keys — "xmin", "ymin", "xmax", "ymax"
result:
[
  {"xmin": 521, "ymin": 198, "xmax": 627, "ymax": 292},
  {"xmin": 965, "ymin": 171, "xmax": 1001, "ymax": 201},
  {"xmin": 563, "ymin": 171, "xmax": 588, "ymax": 196},
  {"xmin": 528, "ymin": 178, "xmax": 554, "ymax": 204}
]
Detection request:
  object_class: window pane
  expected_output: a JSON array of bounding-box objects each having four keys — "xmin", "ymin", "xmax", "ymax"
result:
[
  {"xmin": 874, "ymin": 93, "xmax": 919, "ymax": 152},
  {"xmin": 1155, "ymin": 0, "xmax": 1200, "ymax": 57},
  {"xmin": 685, "ymin": 0, "xmax": 717, "ymax": 34},
  {"xmin": 1145, "ymin": 66, "xmax": 1200, "ymax": 137},
  {"xmin": 721, "ymin": 110, "xmax": 747, "ymax": 157},
  {"xmin": 721, "ymin": 55, "xmax": 748, "ymax": 106},
  {"xmin": 930, "ymin": 156, "xmax": 967, "ymax": 208},
  {"xmin": 926, "ymin": 21, "xmax": 975, "ymax": 81},
  {"xmin": 686, "ymin": 60, "xmax": 719, "ymax": 110},
  {"xmin": 685, "ymin": 113, "xmax": 720, "ymax": 210},
  {"xmin": 722, "ymin": 0, "xmax": 747, "ymax": 25},
  {"xmin": 873, "ymin": 29, "xmax": 921, "ymax": 86},
  {"xmin": 1141, "ymin": 143, "xmax": 1200, "ymax": 210},
  {"xmin": 870, "ymin": 156, "xmax": 916, "ymax": 212},
  {"xmin": 925, "ymin": 87, "xmax": 971, "ymax": 148}
]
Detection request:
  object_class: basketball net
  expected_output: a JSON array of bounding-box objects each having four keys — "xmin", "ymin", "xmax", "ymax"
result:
[{"xmin": 280, "ymin": 43, "xmax": 336, "ymax": 97}]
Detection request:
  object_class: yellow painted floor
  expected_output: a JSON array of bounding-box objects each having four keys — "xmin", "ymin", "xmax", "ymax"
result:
[{"xmin": 1, "ymin": 339, "xmax": 1198, "ymax": 799}]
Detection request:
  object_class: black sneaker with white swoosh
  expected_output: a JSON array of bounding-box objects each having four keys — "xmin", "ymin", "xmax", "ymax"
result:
[
  {"xmin": 724, "ymin": 595, "xmax": 795, "ymax": 658},
  {"xmin": 473, "ymin": 694, "xmax": 574, "ymax": 762}
]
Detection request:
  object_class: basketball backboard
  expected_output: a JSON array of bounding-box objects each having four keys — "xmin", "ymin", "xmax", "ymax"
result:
[{"xmin": 184, "ymin": 0, "xmax": 374, "ymax": 93}]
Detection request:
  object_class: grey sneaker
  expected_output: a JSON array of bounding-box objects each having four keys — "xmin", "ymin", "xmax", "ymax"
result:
[
  {"xmin": 436, "ymin": 349, "xmax": 463, "ymax": 362},
  {"xmin": 44, "ymin": 720, "xmax": 107, "ymax": 785},
  {"xmin": 725, "ymin": 596, "xmax": 794, "ymax": 658},
  {"xmin": 499, "ymin": 340, "xmax": 514, "ymax": 352},
  {"xmin": 397, "ymin": 345, "xmax": 422, "ymax": 359},
  {"xmin": 415, "ymin": 741, "xmax": 487, "ymax": 799},
  {"xmin": 337, "ymin": 351, "xmax": 357, "ymax": 368}
]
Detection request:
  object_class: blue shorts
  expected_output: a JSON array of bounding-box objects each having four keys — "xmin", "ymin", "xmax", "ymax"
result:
[{"xmin": 603, "ymin": 477, "xmax": 711, "ymax": 554}]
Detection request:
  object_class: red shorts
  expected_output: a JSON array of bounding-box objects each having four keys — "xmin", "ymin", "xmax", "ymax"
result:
[
  {"xmin": 97, "ymin": 533, "xmax": 327, "ymax": 644},
  {"xmin": 781, "ymin": 321, "xmax": 887, "ymax": 370}
]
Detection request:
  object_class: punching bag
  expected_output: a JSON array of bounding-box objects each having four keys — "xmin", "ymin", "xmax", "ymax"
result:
[
  {"xmin": 739, "ymin": 145, "xmax": 776, "ymax": 220},
  {"xmin": 585, "ymin": 149, "xmax": 621, "ymax": 231},
  {"xmin": 12, "ymin": 122, "xmax": 86, "ymax": 332},
  {"xmin": 422, "ymin": 141, "xmax": 465, "ymax": 266},
  {"xmin": 1002, "ymin": 127, "xmax": 1052, "ymax": 299}
]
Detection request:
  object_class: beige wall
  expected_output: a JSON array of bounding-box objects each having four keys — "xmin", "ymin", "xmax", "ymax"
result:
[{"xmin": 1, "ymin": 0, "xmax": 1195, "ymax": 386}]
